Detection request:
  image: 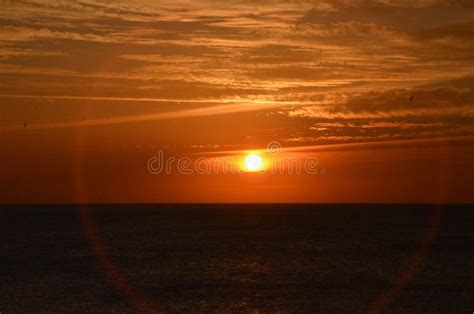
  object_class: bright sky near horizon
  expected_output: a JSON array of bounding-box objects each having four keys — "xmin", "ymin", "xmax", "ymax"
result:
[{"xmin": 1, "ymin": 0, "xmax": 473, "ymax": 203}]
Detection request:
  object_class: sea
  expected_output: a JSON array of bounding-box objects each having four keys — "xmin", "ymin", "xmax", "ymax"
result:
[{"xmin": 2, "ymin": 204, "xmax": 473, "ymax": 313}]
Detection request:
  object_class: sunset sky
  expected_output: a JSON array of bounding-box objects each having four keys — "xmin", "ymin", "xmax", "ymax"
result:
[{"xmin": 1, "ymin": 0, "xmax": 473, "ymax": 203}]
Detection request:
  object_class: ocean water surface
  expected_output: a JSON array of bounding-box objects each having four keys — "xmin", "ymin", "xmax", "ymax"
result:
[{"xmin": 2, "ymin": 204, "xmax": 473, "ymax": 313}]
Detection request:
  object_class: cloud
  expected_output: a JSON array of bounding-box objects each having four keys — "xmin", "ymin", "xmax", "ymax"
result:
[
  {"xmin": 287, "ymin": 84, "xmax": 474, "ymax": 119},
  {"xmin": 0, "ymin": 98, "xmax": 290, "ymax": 132},
  {"xmin": 270, "ymin": 76, "xmax": 474, "ymax": 144},
  {"xmin": 415, "ymin": 20, "xmax": 474, "ymax": 43},
  {"xmin": 341, "ymin": 87, "xmax": 474, "ymax": 114},
  {"xmin": 1, "ymin": 0, "xmax": 474, "ymax": 146},
  {"xmin": 0, "ymin": 26, "xmax": 118, "ymax": 43}
]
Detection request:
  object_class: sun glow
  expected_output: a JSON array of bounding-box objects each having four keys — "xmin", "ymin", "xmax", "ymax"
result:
[{"xmin": 243, "ymin": 153, "xmax": 264, "ymax": 172}]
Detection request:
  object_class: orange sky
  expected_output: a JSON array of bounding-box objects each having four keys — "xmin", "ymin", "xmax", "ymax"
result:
[{"xmin": 1, "ymin": 0, "xmax": 473, "ymax": 203}]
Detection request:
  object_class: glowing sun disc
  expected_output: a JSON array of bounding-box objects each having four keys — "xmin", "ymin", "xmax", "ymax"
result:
[{"xmin": 243, "ymin": 154, "xmax": 264, "ymax": 172}]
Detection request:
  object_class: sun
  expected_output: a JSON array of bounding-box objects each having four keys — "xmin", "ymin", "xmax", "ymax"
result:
[{"xmin": 243, "ymin": 154, "xmax": 264, "ymax": 172}]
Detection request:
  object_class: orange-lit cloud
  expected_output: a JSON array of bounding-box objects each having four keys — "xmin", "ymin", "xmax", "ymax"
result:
[{"xmin": 1, "ymin": 0, "xmax": 474, "ymax": 203}]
